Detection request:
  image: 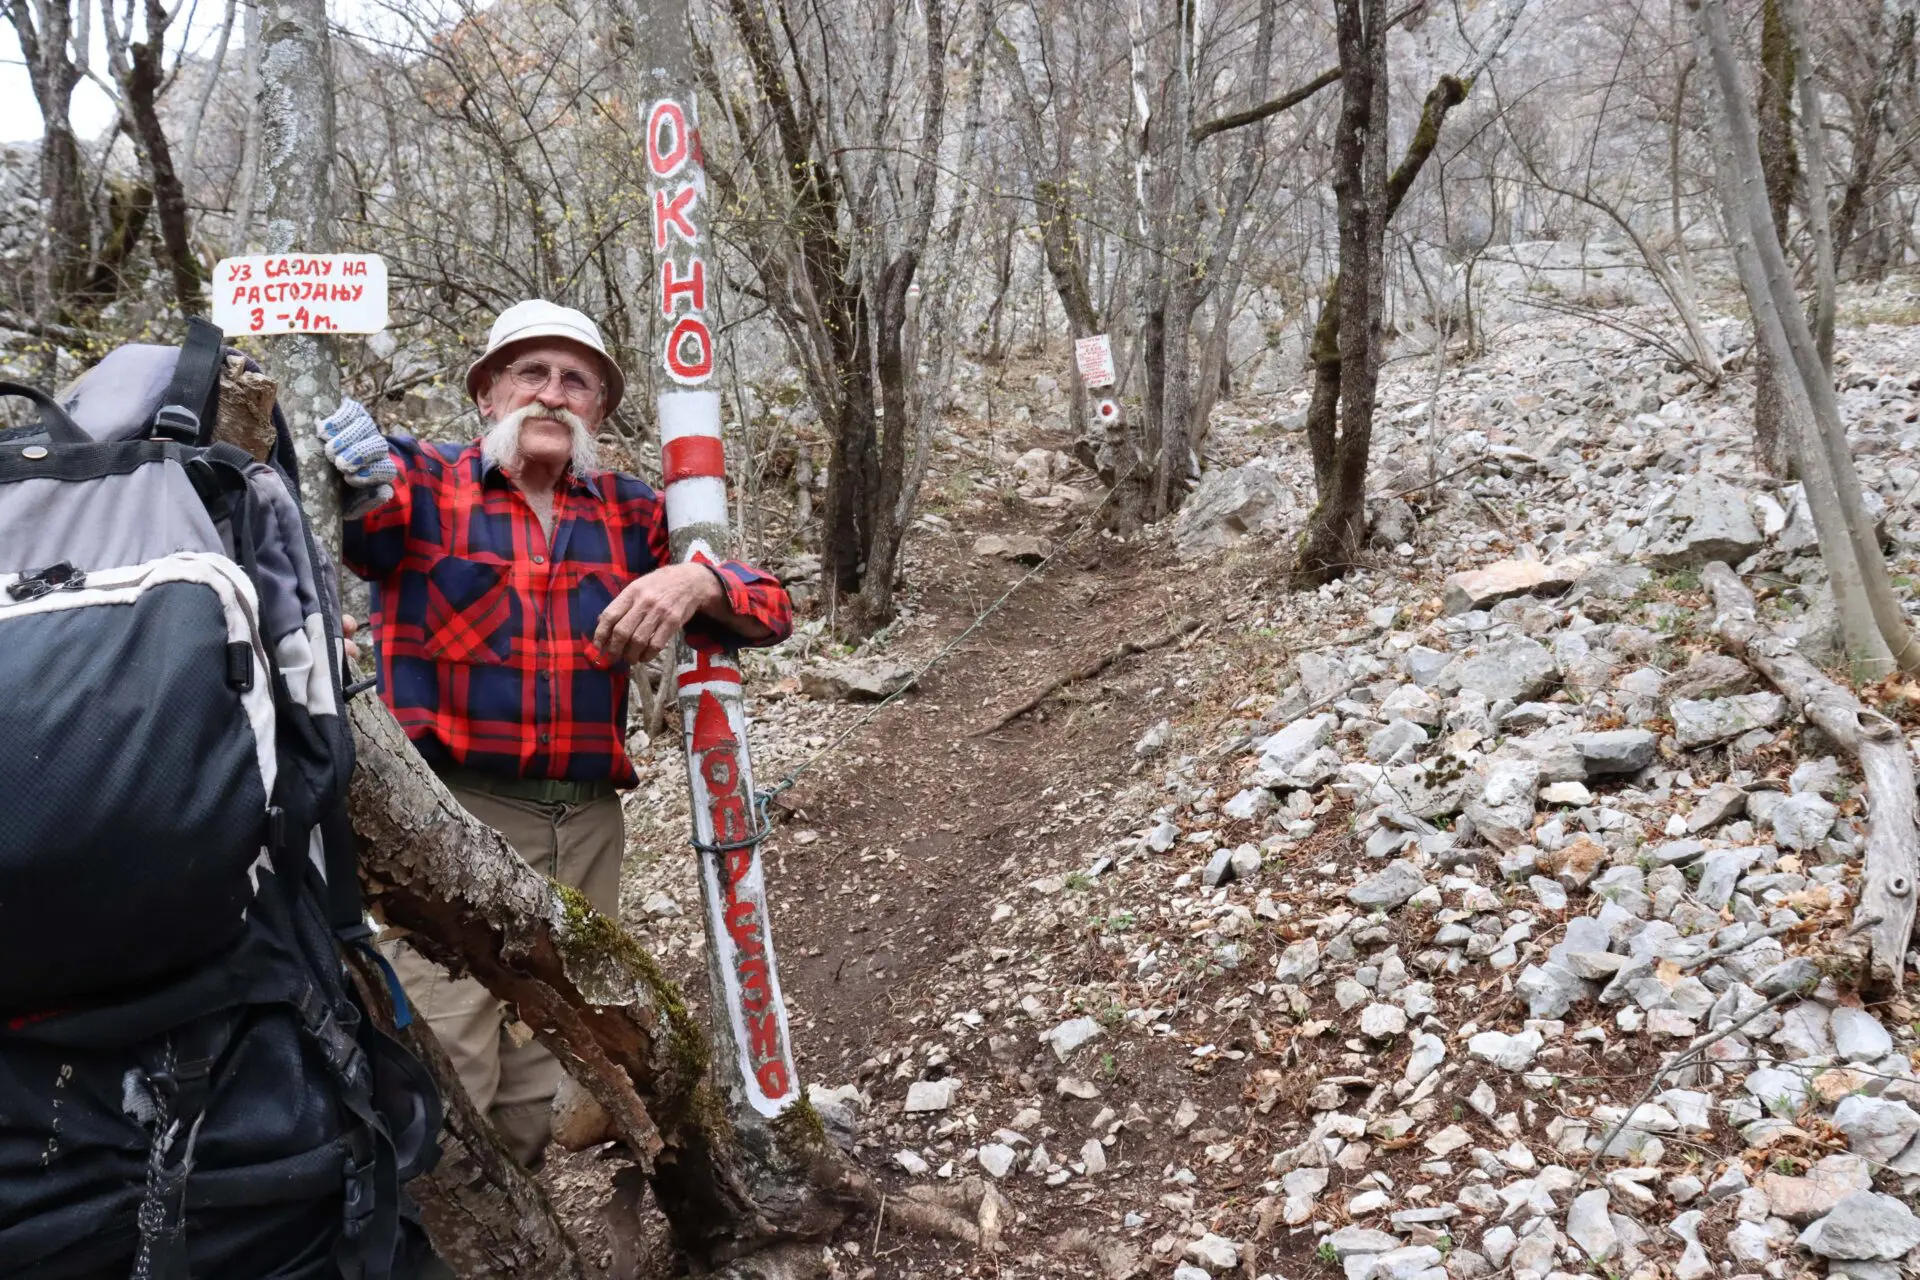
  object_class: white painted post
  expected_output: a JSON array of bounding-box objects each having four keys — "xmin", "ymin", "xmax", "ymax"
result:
[{"xmin": 642, "ymin": 35, "xmax": 799, "ymax": 1118}]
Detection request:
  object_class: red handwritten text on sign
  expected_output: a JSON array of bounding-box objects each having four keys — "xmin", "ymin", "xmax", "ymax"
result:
[
  {"xmin": 211, "ymin": 254, "xmax": 390, "ymax": 336},
  {"xmin": 691, "ymin": 690, "xmax": 791, "ymax": 1102}
]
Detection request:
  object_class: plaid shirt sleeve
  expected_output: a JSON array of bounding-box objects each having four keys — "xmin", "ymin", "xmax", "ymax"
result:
[
  {"xmin": 343, "ymin": 439, "xmax": 791, "ymax": 786},
  {"xmin": 631, "ymin": 475, "xmax": 793, "ymax": 651}
]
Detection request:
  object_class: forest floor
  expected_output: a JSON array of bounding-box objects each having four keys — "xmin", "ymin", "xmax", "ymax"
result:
[{"xmin": 546, "ymin": 276, "xmax": 1920, "ymax": 1280}]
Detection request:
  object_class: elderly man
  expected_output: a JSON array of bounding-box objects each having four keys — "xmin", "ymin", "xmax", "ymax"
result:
[{"xmin": 320, "ymin": 300, "xmax": 791, "ymax": 1165}]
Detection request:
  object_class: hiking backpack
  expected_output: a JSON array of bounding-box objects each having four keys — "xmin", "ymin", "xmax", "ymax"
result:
[{"xmin": 0, "ymin": 320, "xmax": 441, "ymax": 1279}]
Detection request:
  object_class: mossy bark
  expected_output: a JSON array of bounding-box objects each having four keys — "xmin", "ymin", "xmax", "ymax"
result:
[
  {"xmin": 344, "ymin": 696, "xmax": 874, "ymax": 1270},
  {"xmin": 1295, "ymin": 69, "xmax": 1469, "ymax": 587}
]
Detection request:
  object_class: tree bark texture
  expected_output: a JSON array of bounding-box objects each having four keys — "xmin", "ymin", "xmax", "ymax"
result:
[
  {"xmin": 1703, "ymin": 563, "xmax": 1917, "ymax": 991},
  {"xmin": 1780, "ymin": 0, "xmax": 1837, "ymax": 369},
  {"xmin": 347, "ymin": 696, "xmax": 873, "ymax": 1270},
  {"xmin": 113, "ymin": 0, "xmax": 203, "ymax": 315},
  {"xmin": 1832, "ymin": 6, "xmax": 1910, "ymax": 275},
  {"xmin": 1752, "ymin": 0, "xmax": 1797, "ymax": 479},
  {"xmin": 6, "ymin": 0, "xmax": 90, "ymax": 327},
  {"xmin": 1698, "ymin": 0, "xmax": 1920, "ymax": 678},
  {"xmin": 1295, "ymin": 64, "xmax": 1468, "ymax": 586},
  {"xmin": 258, "ymin": 0, "xmax": 343, "ymax": 555},
  {"xmin": 858, "ymin": 0, "xmax": 948, "ymax": 630}
]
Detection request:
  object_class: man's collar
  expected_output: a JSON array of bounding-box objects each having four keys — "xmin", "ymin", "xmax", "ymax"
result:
[{"xmin": 477, "ymin": 449, "xmax": 604, "ymax": 500}]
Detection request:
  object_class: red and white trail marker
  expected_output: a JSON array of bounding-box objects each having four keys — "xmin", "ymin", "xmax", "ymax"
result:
[
  {"xmin": 1093, "ymin": 397, "xmax": 1120, "ymax": 424},
  {"xmin": 1074, "ymin": 334, "xmax": 1115, "ymax": 388},
  {"xmin": 649, "ymin": 94, "xmax": 799, "ymax": 1118}
]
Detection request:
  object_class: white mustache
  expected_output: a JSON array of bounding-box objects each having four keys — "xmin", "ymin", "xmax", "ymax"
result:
[{"xmin": 481, "ymin": 403, "xmax": 599, "ymax": 474}]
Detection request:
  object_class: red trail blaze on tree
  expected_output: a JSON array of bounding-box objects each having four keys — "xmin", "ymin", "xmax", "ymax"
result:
[{"xmin": 651, "ymin": 92, "xmax": 799, "ymax": 1117}]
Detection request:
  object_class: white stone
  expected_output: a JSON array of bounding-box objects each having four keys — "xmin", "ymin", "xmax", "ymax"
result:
[
  {"xmin": 1045, "ymin": 1016, "xmax": 1104, "ymax": 1061},
  {"xmin": 1184, "ymin": 1232, "xmax": 1240, "ymax": 1271},
  {"xmin": 1361, "ymin": 1003, "xmax": 1408, "ymax": 1039},
  {"xmin": 1831, "ymin": 1006, "xmax": 1894, "ymax": 1062},
  {"xmin": 904, "ymin": 1078, "xmax": 958, "ymax": 1112},
  {"xmin": 1468, "ymin": 1028, "xmax": 1544, "ymax": 1072},
  {"xmin": 1566, "ymin": 1188, "xmax": 1616, "ymax": 1260},
  {"xmin": 976, "ymin": 1143, "xmax": 1016, "ymax": 1178}
]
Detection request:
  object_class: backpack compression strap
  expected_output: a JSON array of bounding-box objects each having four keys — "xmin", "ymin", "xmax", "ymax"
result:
[{"xmin": 152, "ymin": 318, "xmax": 226, "ymax": 446}]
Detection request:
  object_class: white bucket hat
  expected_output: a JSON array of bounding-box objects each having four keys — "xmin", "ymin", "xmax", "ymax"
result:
[{"xmin": 465, "ymin": 299, "xmax": 626, "ymax": 415}]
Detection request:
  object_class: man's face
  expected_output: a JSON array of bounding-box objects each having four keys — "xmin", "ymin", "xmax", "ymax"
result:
[{"xmin": 476, "ymin": 339, "xmax": 608, "ymax": 470}]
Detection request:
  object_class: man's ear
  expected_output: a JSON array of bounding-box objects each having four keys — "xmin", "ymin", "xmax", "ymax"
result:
[{"xmin": 474, "ymin": 370, "xmax": 497, "ymax": 419}]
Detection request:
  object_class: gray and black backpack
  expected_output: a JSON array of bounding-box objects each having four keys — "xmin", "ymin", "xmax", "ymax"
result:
[{"xmin": 0, "ymin": 320, "xmax": 440, "ymax": 1278}]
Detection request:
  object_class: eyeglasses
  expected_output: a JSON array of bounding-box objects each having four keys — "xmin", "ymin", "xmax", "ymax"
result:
[{"xmin": 502, "ymin": 358, "xmax": 603, "ymax": 403}]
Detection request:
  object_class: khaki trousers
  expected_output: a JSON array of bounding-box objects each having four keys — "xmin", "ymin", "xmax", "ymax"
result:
[{"xmin": 383, "ymin": 781, "xmax": 624, "ymax": 1166}]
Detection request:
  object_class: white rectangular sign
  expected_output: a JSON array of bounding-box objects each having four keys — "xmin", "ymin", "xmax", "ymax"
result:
[
  {"xmin": 1075, "ymin": 333, "xmax": 1115, "ymax": 387},
  {"xmin": 211, "ymin": 254, "xmax": 389, "ymax": 336}
]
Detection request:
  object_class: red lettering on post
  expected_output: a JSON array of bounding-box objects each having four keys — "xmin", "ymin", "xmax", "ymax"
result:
[
  {"xmin": 747, "ymin": 1012, "xmax": 781, "ymax": 1062},
  {"xmin": 647, "ymin": 101, "xmax": 690, "ymax": 177},
  {"xmin": 664, "ymin": 317, "xmax": 714, "ymax": 383},
  {"xmin": 652, "ymin": 186, "xmax": 699, "ymax": 249},
  {"xmin": 660, "ymin": 257, "xmax": 706, "ymax": 316},
  {"xmin": 756, "ymin": 1060, "xmax": 790, "ymax": 1099}
]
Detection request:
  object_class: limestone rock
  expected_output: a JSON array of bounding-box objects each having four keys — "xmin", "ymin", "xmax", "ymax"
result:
[
  {"xmin": 1575, "ymin": 728, "xmax": 1658, "ymax": 775},
  {"xmin": 1770, "ymin": 792, "xmax": 1838, "ymax": 850},
  {"xmin": 1349, "ymin": 860, "xmax": 1428, "ymax": 910},
  {"xmin": 1798, "ymin": 1192, "xmax": 1920, "ymax": 1260},
  {"xmin": 1668, "ymin": 692, "xmax": 1787, "ymax": 748},
  {"xmin": 1463, "ymin": 758, "xmax": 1540, "ymax": 851},
  {"xmin": 801, "ymin": 658, "xmax": 919, "ymax": 702},
  {"xmin": 973, "ymin": 532, "xmax": 1051, "ymax": 563},
  {"xmin": 1646, "ymin": 475, "xmax": 1764, "ymax": 567},
  {"xmin": 1442, "ymin": 558, "xmax": 1583, "ymax": 616},
  {"xmin": 1440, "ymin": 637, "xmax": 1558, "ymax": 702},
  {"xmin": 1173, "ymin": 464, "xmax": 1294, "ymax": 559},
  {"xmin": 1758, "ymin": 1153, "xmax": 1870, "ymax": 1222}
]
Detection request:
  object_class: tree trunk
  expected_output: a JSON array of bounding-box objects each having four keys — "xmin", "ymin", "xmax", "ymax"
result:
[
  {"xmin": 1752, "ymin": 0, "xmax": 1797, "ymax": 478},
  {"xmin": 347, "ymin": 697, "xmax": 872, "ymax": 1272},
  {"xmin": 1295, "ymin": 66, "xmax": 1471, "ymax": 586},
  {"xmin": 1697, "ymin": 0, "xmax": 1920, "ymax": 677},
  {"xmin": 7, "ymin": 0, "xmax": 91, "ymax": 325},
  {"xmin": 258, "ymin": 0, "xmax": 342, "ymax": 550},
  {"xmin": 1832, "ymin": 6, "xmax": 1909, "ymax": 274},
  {"xmin": 104, "ymin": 0, "xmax": 203, "ymax": 316},
  {"xmin": 1781, "ymin": 0, "xmax": 1837, "ymax": 369},
  {"xmin": 857, "ymin": 0, "xmax": 948, "ymax": 632},
  {"xmin": 1703, "ymin": 563, "xmax": 1918, "ymax": 992}
]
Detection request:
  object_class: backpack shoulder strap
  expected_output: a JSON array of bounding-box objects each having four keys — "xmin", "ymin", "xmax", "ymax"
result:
[{"xmin": 153, "ymin": 317, "xmax": 225, "ymax": 446}]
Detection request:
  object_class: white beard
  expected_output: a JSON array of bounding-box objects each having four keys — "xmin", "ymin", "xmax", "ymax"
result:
[{"xmin": 481, "ymin": 403, "xmax": 600, "ymax": 475}]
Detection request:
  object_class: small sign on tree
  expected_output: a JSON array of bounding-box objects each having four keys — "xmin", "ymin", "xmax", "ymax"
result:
[
  {"xmin": 1074, "ymin": 333, "xmax": 1115, "ymax": 388},
  {"xmin": 211, "ymin": 254, "xmax": 390, "ymax": 336}
]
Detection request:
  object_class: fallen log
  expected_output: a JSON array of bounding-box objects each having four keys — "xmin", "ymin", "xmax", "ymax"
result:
[
  {"xmin": 1702, "ymin": 561, "xmax": 1918, "ymax": 990},
  {"xmin": 977, "ymin": 616, "xmax": 1202, "ymax": 734},
  {"xmin": 346, "ymin": 694, "xmax": 874, "ymax": 1272}
]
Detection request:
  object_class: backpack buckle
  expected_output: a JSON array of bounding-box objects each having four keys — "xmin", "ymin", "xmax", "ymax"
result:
[
  {"xmin": 151, "ymin": 404, "xmax": 201, "ymax": 445},
  {"xmin": 340, "ymin": 1151, "xmax": 376, "ymax": 1239},
  {"xmin": 6, "ymin": 561, "xmax": 86, "ymax": 602}
]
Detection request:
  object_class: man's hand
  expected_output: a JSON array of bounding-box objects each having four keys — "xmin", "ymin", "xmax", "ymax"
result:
[
  {"xmin": 342, "ymin": 613, "xmax": 363, "ymax": 663},
  {"xmin": 593, "ymin": 563, "xmax": 725, "ymax": 666},
  {"xmin": 319, "ymin": 399, "xmax": 398, "ymax": 517}
]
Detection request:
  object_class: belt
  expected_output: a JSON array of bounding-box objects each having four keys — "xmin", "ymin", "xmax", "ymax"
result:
[{"xmin": 433, "ymin": 765, "xmax": 619, "ymax": 806}]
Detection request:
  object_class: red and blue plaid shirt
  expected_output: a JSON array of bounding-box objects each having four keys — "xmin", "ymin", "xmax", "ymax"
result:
[{"xmin": 343, "ymin": 433, "xmax": 791, "ymax": 787}]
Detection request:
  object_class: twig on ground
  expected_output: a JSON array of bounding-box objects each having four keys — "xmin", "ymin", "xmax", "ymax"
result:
[
  {"xmin": 975, "ymin": 616, "xmax": 1201, "ymax": 734},
  {"xmin": 1579, "ymin": 912, "xmax": 1882, "ymax": 1187}
]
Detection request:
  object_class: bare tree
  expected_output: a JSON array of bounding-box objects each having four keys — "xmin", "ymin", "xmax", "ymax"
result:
[
  {"xmin": 1696, "ymin": 0, "xmax": 1920, "ymax": 679},
  {"xmin": 101, "ymin": 0, "xmax": 204, "ymax": 313},
  {"xmin": 7, "ymin": 0, "xmax": 93, "ymax": 326}
]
